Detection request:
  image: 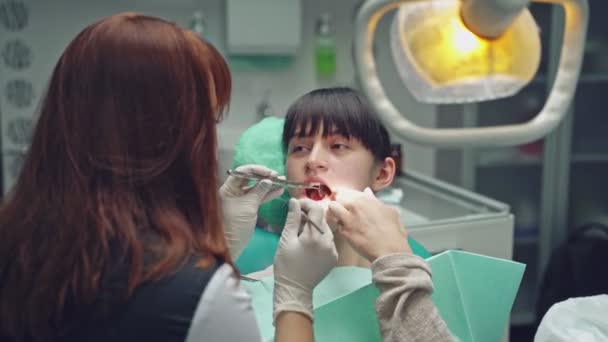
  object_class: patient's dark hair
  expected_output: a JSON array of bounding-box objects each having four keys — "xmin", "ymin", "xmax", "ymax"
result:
[{"xmin": 282, "ymin": 87, "xmax": 391, "ymax": 161}]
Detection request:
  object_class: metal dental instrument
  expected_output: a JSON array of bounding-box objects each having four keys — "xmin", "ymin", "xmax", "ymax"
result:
[
  {"xmin": 297, "ymin": 212, "xmax": 324, "ymax": 236},
  {"xmin": 226, "ymin": 169, "xmax": 325, "ymax": 235},
  {"xmin": 227, "ymin": 169, "xmax": 321, "ymax": 190},
  {"xmin": 239, "ymin": 274, "xmax": 259, "ymax": 282}
]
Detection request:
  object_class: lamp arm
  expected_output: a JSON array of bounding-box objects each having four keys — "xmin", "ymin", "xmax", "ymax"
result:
[{"xmin": 353, "ymin": 0, "xmax": 588, "ymax": 148}]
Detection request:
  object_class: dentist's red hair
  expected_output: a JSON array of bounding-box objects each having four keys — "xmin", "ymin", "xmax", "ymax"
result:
[{"xmin": 0, "ymin": 12, "xmax": 231, "ymax": 340}]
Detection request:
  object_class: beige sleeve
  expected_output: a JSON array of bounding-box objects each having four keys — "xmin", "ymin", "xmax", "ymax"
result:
[{"xmin": 371, "ymin": 253, "xmax": 455, "ymax": 342}]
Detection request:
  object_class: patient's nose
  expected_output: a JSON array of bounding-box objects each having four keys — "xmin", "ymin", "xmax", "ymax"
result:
[{"xmin": 306, "ymin": 145, "xmax": 328, "ymax": 173}]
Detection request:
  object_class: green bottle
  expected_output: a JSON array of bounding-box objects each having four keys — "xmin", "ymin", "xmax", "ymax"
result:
[{"xmin": 315, "ymin": 13, "xmax": 336, "ymax": 78}]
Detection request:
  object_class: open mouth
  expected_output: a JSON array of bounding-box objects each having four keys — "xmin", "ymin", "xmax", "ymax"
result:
[{"xmin": 305, "ymin": 183, "xmax": 333, "ymax": 201}]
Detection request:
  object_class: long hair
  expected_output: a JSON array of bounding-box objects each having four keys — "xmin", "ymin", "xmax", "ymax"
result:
[{"xmin": 0, "ymin": 13, "xmax": 231, "ymax": 340}]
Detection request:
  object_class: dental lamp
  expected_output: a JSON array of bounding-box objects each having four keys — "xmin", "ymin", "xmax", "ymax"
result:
[{"xmin": 353, "ymin": 0, "xmax": 588, "ymax": 147}]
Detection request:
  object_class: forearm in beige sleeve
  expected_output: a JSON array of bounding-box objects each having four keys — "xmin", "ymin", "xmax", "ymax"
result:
[{"xmin": 371, "ymin": 253, "xmax": 455, "ymax": 342}]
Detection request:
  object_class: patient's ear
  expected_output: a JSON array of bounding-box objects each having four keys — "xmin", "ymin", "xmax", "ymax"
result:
[{"xmin": 371, "ymin": 157, "xmax": 396, "ymax": 192}]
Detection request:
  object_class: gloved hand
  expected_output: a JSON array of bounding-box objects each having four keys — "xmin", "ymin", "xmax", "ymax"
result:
[
  {"xmin": 327, "ymin": 187, "xmax": 412, "ymax": 262},
  {"xmin": 219, "ymin": 164, "xmax": 284, "ymax": 259},
  {"xmin": 273, "ymin": 198, "xmax": 338, "ymax": 323}
]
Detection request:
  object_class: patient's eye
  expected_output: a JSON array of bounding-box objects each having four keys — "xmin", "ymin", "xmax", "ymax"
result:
[
  {"xmin": 331, "ymin": 143, "xmax": 349, "ymax": 150},
  {"xmin": 289, "ymin": 145, "xmax": 309, "ymax": 154},
  {"xmin": 327, "ymin": 134, "xmax": 353, "ymax": 152}
]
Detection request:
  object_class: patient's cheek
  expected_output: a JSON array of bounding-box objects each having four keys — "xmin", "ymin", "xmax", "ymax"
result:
[{"xmin": 330, "ymin": 186, "xmax": 363, "ymax": 203}]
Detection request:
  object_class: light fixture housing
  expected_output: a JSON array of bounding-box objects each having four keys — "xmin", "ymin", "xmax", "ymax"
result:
[
  {"xmin": 353, "ymin": 0, "xmax": 588, "ymax": 147},
  {"xmin": 391, "ymin": 0, "xmax": 541, "ymax": 103}
]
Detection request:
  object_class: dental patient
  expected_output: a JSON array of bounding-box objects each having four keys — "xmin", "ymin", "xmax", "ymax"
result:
[
  {"xmin": 242, "ymin": 86, "xmax": 397, "ymax": 277},
  {"xmin": 234, "ymin": 87, "xmax": 453, "ymax": 341},
  {"xmin": 244, "ymin": 86, "xmax": 397, "ymax": 274},
  {"xmin": 282, "ymin": 87, "xmax": 397, "ymax": 268}
]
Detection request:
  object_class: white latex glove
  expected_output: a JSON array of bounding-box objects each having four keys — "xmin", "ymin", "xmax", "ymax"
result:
[
  {"xmin": 273, "ymin": 198, "xmax": 338, "ymax": 323},
  {"xmin": 219, "ymin": 164, "xmax": 284, "ymax": 259},
  {"xmin": 327, "ymin": 187, "xmax": 412, "ymax": 262}
]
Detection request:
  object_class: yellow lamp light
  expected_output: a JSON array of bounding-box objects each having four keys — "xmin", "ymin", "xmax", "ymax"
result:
[
  {"xmin": 354, "ymin": 0, "xmax": 589, "ymax": 147},
  {"xmin": 391, "ymin": 0, "xmax": 541, "ymax": 103}
]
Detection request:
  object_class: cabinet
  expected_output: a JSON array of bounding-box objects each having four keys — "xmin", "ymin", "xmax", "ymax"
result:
[{"xmin": 436, "ymin": 1, "xmax": 608, "ymax": 328}]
